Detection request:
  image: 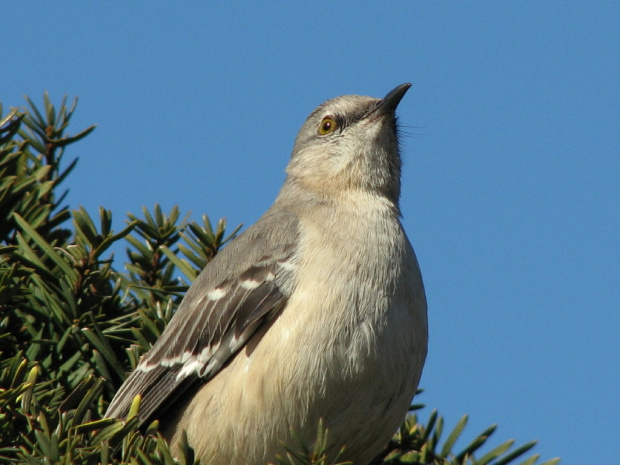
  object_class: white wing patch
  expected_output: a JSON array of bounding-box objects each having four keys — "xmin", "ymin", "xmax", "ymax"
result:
[
  {"xmin": 207, "ymin": 287, "xmax": 227, "ymax": 300},
  {"xmin": 240, "ymin": 279, "xmax": 262, "ymax": 290},
  {"xmin": 176, "ymin": 323, "xmax": 260, "ymax": 380}
]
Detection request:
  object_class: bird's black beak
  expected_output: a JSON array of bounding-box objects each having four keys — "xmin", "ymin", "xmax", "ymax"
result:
[
  {"xmin": 381, "ymin": 83, "xmax": 412, "ymax": 112},
  {"xmin": 373, "ymin": 83, "xmax": 412, "ymax": 117}
]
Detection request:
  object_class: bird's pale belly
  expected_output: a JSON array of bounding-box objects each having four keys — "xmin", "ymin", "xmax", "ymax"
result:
[{"xmin": 166, "ymin": 294, "xmax": 425, "ymax": 465}]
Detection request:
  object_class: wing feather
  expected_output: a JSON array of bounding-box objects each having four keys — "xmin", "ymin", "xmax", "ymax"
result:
[{"xmin": 105, "ymin": 220, "xmax": 298, "ymax": 423}]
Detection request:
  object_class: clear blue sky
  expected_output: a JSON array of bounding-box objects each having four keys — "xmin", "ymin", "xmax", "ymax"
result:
[{"xmin": 3, "ymin": 3, "xmax": 618, "ymax": 464}]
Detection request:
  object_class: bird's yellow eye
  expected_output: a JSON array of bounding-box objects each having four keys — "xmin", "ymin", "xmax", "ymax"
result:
[{"xmin": 318, "ymin": 117, "xmax": 338, "ymax": 135}]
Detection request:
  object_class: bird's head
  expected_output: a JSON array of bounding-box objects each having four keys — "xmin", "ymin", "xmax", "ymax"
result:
[{"xmin": 285, "ymin": 83, "xmax": 410, "ymax": 204}]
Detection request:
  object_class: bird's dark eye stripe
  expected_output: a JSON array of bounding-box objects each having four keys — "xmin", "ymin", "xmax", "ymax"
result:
[
  {"xmin": 330, "ymin": 115, "xmax": 347, "ymax": 129},
  {"xmin": 343, "ymin": 111, "xmax": 369, "ymax": 127}
]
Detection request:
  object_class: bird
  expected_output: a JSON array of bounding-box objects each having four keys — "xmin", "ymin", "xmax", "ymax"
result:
[{"xmin": 105, "ymin": 83, "xmax": 428, "ymax": 465}]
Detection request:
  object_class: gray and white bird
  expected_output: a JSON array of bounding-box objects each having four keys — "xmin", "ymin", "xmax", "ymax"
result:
[{"xmin": 105, "ymin": 83, "xmax": 428, "ymax": 465}]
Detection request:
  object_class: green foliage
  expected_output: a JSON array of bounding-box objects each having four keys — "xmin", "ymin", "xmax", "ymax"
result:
[{"xmin": 0, "ymin": 95, "xmax": 560, "ymax": 465}]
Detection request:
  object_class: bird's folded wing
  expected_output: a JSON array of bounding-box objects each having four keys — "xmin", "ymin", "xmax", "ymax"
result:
[{"xmin": 105, "ymin": 242, "xmax": 296, "ymax": 423}]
